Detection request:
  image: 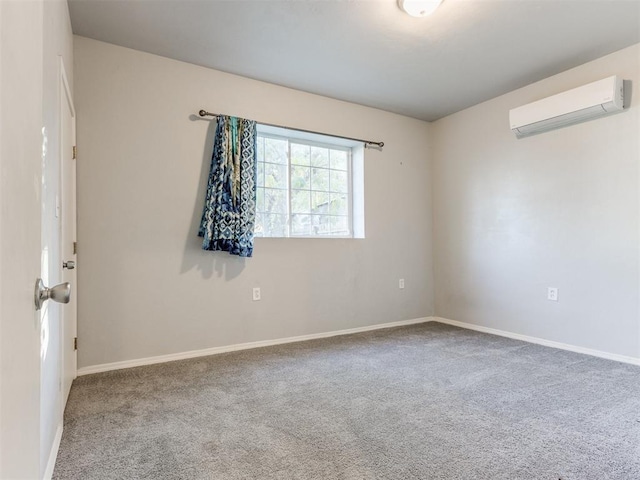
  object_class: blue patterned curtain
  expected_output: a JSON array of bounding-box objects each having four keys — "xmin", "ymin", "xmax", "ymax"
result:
[{"xmin": 198, "ymin": 116, "xmax": 257, "ymax": 257}]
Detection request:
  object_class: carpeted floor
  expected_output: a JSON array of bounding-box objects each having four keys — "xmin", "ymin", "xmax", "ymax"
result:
[{"xmin": 53, "ymin": 322, "xmax": 640, "ymax": 480}]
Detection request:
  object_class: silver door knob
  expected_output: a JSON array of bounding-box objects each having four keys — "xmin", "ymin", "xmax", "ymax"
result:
[
  {"xmin": 63, "ymin": 260, "xmax": 75, "ymax": 270},
  {"xmin": 35, "ymin": 278, "xmax": 71, "ymax": 310}
]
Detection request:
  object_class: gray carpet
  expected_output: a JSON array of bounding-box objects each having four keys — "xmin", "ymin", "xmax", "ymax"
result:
[{"xmin": 53, "ymin": 322, "xmax": 640, "ymax": 480}]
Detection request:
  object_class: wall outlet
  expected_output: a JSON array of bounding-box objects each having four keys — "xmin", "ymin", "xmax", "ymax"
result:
[
  {"xmin": 252, "ymin": 287, "xmax": 261, "ymax": 301},
  {"xmin": 399, "ymin": 279, "xmax": 405, "ymax": 289},
  {"xmin": 547, "ymin": 287, "xmax": 558, "ymax": 301}
]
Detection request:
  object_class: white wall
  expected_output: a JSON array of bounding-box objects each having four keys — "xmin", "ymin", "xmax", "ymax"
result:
[
  {"xmin": 0, "ymin": 1, "xmax": 44, "ymax": 478},
  {"xmin": 432, "ymin": 44, "xmax": 640, "ymax": 359},
  {"xmin": 74, "ymin": 37, "xmax": 434, "ymax": 369}
]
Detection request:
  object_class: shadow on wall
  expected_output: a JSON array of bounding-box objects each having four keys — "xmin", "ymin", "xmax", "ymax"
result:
[{"xmin": 180, "ymin": 115, "xmax": 247, "ymax": 280}]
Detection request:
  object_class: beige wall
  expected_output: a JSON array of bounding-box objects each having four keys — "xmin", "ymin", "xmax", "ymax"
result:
[
  {"xmin": 75, "ymin": 36, "xmax": 639, "ymax": 370},
  {"xmin": 74, "ymin": 37, "xmax": 434, "ymax": 369},
  {"xmin": 432, "ymin": 44, "xmax": 640, "ymax": 359}
]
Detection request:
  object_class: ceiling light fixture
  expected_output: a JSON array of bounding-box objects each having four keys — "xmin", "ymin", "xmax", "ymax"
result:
[{"xmin": 398, "ymin": 0, "xmax": 444, "ymax": 17}]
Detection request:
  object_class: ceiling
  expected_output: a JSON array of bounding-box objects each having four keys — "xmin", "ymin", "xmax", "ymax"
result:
[{"xmin": 68, "ymin": 0, "xmax": 640, "ymax": 122}]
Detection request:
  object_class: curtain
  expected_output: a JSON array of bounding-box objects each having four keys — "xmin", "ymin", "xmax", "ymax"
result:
[{"xmin": 198, "ymin": 116, "xmax": 257, "ymax": 257}]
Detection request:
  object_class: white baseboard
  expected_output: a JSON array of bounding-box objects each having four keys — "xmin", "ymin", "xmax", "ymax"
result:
[
  {"xmin": 78, "ymin": 316, "xmax": 435, "ymax": 376},
  {"xmin": 433, "ymin": 317, "xmax": 640, "ymax": 366},
  {"xmin": 42, "ymin": 422, "xmax": 63, "ymax": 480},
  {"xmin": 77, "ymin": 315, "xmax": 639, "ymax": 376}
]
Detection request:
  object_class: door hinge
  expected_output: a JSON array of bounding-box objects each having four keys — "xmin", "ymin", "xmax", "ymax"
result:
[
  {"xmin": 74, "ymin": 337, "xmax": 78, "ymax": 351},
  {"xmin": 73, "ymin": 241, "xmax": 77, "ymax": 255},
  {"xmin": 72, "ymin": 145, "xmax": 77, "ymax": 160}
]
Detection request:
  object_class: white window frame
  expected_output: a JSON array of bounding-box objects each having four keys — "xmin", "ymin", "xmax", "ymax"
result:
[{"xmin": 255, "ymin": 127, "xmax": 356, "ymax": 239}]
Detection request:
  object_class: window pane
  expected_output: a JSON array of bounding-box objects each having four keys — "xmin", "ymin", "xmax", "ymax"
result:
[
  {"xmin": 291, "ymin": 165, "xmax": 310, "ymax": 190},
  {"xmin": 256, "ymin": 187, "xmax": 265, "ymax": 212},
  {"xmin": 310, "ymin": 147, "xmax": 329, "ymax": 168},
  {"xmin": 311, "ymin": 215, "xmax": 331, "ymax": 236},
  {"xmin": 330, "ymin": 170, "xmax": 348, "ymax": 193},
  {"xmin": 311, "ymin": 167, "xmax": 330, "ymax": 191},
  {"xmin": 264, "ymin": 188, "xmax": 287, "ymax": 215},
  {"xmin": 291, "ymin": 143, "xmax": 310, "ymax": 166},
  {"xmin": 291, "ymin": 189, "xmax": 310, "ymax": 214},
  {"xmin": 330, "ymin": 150, "xmax": 348, "ymax": 170},
  {"xmin": 256, "ymin": 161, "xmax": 265, "ymax": 187},
  {"xmin": 264, "ymin": 137, "xmax": 288, "ymax": 164},
  {"xmin": 329, "ymin": 193, "xmax": 348, "ymax": 215},
  {"xmin": 291, "ymin": 213, "xmax": 312, "ymax": 236},
  {"xmin": 254, "ymin": 212, "xmax": 264, "ymax": 237},
  {"xmin": 330, "ymin": 216, "xmax": 349, "ymax": 235},
  {"xmin": 311, "ymin": 191, "xmax": 329, "ymax": 214},
  {"xmin": 264, "ymin": 162, "xmax": 287, "ymax": 189},
  {"xmin": 255, "ymin": 133, "xmax": 354, "ymax": 238},
  {"xmin": 262, "ymin": 213, "xmax": 288, "ymax": 237}
]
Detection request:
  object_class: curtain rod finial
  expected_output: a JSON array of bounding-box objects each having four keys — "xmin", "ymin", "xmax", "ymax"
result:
[{"xmin": 199, "ymin": 110, "xmax": 207, "ymax": 117}]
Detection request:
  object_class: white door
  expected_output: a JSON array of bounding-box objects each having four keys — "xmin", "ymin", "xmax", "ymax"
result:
[
  {"xmin": 40, "ymin": 58, "xmax": 76, "ymax": 477},
  {"xmin": 39, "ymin": 97, "xmax": 64, "ymax": 479},
  {"xmin": 60, "ymin": 61, "xmax": 77, "ymax": 403},
  {"xmin": 0, "ymin": 1, "xmax": 45, "ymax": 478}
]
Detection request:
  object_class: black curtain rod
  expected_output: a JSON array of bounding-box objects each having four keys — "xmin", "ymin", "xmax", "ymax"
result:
[{"xmin": 198, "ymin": 110, "xmax": 384, "ymax": 150}]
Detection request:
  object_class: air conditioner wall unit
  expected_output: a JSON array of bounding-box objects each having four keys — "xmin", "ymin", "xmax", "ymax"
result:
[{"xmin": 509, "ymin": 76, "xmax": 624, "ymax": 139}]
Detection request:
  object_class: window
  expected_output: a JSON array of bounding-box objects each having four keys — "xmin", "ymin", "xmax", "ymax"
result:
[{"xmin": 255, "ymin": 127, "xmax": 361, "ymax": 238}]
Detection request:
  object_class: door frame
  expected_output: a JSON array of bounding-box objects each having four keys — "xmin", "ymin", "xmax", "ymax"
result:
[{"xmin": 59, "ymin": 55, "xmax": 77, "ymax": 407}]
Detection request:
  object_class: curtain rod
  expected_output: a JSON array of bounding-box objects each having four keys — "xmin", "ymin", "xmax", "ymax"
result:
[{"xmin": 198, "ymin": 110, "xmax": 384, "ymax": 150}]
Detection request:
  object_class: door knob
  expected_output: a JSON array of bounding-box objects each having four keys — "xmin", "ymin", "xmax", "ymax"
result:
[
  {"xmin": 35, "ymin": 278, "xmax": 71, "ymax": 310},
  {"xmin": 63, "ymin": 260, "xmax": 75, "ymax": 270}
]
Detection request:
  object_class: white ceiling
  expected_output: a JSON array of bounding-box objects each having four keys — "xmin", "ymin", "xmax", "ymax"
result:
[{"xmin": 68, "ymin": 0, "xmax": 640, "ymax": 121}]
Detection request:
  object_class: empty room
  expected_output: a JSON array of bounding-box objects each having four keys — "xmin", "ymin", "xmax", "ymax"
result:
[{"xmin": 1, "ymin": 0, "xmax": 639, "ymax": 479}]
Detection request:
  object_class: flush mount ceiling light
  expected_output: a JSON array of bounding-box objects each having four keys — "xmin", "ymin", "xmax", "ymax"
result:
[{"xmin": 398, "ymin": 0, "xmax": 444, "ymax": 17}]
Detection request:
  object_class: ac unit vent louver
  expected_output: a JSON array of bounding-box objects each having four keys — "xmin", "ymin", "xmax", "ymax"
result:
[{"xmin": 509, "ymin": 76, "xmax": 624, "ymax": 139}]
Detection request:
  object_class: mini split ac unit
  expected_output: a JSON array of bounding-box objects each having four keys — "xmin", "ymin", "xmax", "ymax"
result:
[{"xmin": 509, "ymin": 75, "xmax": 624, "ymax": 138}]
